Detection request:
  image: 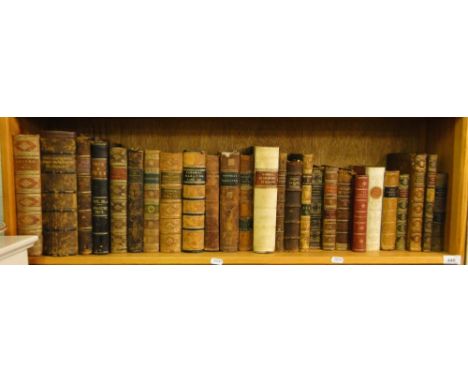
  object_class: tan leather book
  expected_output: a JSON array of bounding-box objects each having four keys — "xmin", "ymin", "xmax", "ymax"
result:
[
  {"xmin": 322, "ymin": 166, "xmax": 338, "ymax": 250},
  {"xmin": 160, "ymin": 152, "xmax": 183, "ymax": 252},
  {"xmin": 144, "ymin": 149, "xmax": 160, "ymax": 252},
  {"xmin": 253, "ymin": 146, "xmax": 279, "ymax": 253},
  {"xmin": 381, "ymin": 170, "xmax": 399, "ymax": 250},
  {"xmin": 239, "ymin": 154, "xmax": 254, "ymax": 251},
  {"xmin": 407, "ymin": 155, "xmax": 427, "ymax": 251},
  {"xmin": 220, "ymin": 152, "xmax": 240, "ymax": 251},
  {"xmin": 110, "ymin": 146, "xmax": 128, "ymax": 253},
  {"xmin": 300, "ymin": 154, "xmax": 314, "ymax": 251},
  {"xmin": 275, "ymin": 153, "xmax": 287, "ymax": 251},
  {"xmin": 423, "ymin": 155, "xmax": 437, "ymax": 251},
  {"xmin": 182, "ymin": 151, "xmax": 206, "ymax": 252},
  {"xmin": 204, "ymin": 155, "xmax": 220, "ymax": 251}
]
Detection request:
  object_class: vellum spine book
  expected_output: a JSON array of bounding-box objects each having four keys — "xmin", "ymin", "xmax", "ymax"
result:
[
  {"xmin": 365, "ymin": 167, "xmax": 385, "ymax": 251},
  {"xmin": 204, "ymin": 155, "xmax": 220, "ymax": 251},
  {"xmin": 144, "ymin": 149, "xmax": 160, "ymax": 252},
  {"xmin": 110, "ymin": 146, "xmax": 128, "ymax": 253},
  {"xmin": 381, "ymin": 170, "xmax": 400, "ymax": 250},
  {"xmin": 239, "ymin": 154, "xmax": 254, "ymax": 251},
  {"xmin": 309, "ymin": 166, "xmax": 323, "ymax": 249},
  {"xmin": 322, "ymin": 166, "xmax": 338, "ymax": 251},
  {"xmin": 284, "ymin": 154, "xmax": 303, "ymax": 251},
  {"xmin": 275, "ymin": 153, "xmax": 287, "ymax": 251},
  {"xmin": 396, "ymin": 174, "xmax": 410, "ymax": 250},
  {"xmin": 336, "ymin": 169, "xmax": 353, "ymax": 251},
  {"xmin": 220, "ymin": 152, "xmax": 240, "ymax": 252},
  {"xmin": 422, "ymin": 155, "xmax": 437, "ymax": 252},
  {"xmin": 300, "ymin": 154, "xmax": 314, "ymax": 251}
]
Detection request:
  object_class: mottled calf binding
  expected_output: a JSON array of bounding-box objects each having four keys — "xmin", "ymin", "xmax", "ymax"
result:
[
  {"xmin": 110, "ymin": 146, "xmax": 127, "ymax": 253},
  {"xmin": 322, "ymin": 166, "xmax": 338, "ymax": 251},
  {"xmin": 220, "ymin": 152, "xmax": 240, "ymax": 252},
  {"xmin": 407, "ymin": 154, "xmax": 427, "ymax": 251},
  {"xmin": 381, "ymin": 170, "xmax": 399, "ymax": 250},
  {"xmin": 239, "ymin": 154, "xmax": 254, "ymax": 251},
  {"xmin": 144, "ymin": 150, "xmax": 160, "ymax": 253},
  {"xmin": 204, "ymin": 155, "xmax": 220, "ymax": 251},
  {"xmin": 300, "ymin": 154, "xmax": 314, "ymax": 251},
  {"xmin": 275, "ymin": 153, "xmax": 287, "ymax": 251},
  {"xmin": 127, "ymin": 149, "xmax": 144, "ymax": 253},
  {"xmin": 284, "ymin": 154, "xmax": 303, "ymax": 251}
]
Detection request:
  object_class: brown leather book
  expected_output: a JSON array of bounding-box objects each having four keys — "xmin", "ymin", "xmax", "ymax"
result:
[
  {"xmin": 396, "ymin": 174, "xmax": 410, "ymax": 250},
  {"xmin": 300, "ymin": 154, "xmax": 314, "ymax": 251},
  {"xmin": 381, "ymin": 170, "xmax": 399, "ymax": 250},
  {"xmin": 408, "ymin": 154, "xmax": 427, "ymax": 251},
  {"xmin": 336, "ymin": 168, "xmax": 353, "ymax": 251},
  {"xmin": 205, "ymin": 154, "xmax": 220, "ymax": 251},
  {"xmin": 423, "ymin": 155, "xmax": 438, "ymax": 251},
  {"xmin": 127, "ymin": 149, "xmax": 144, "ymax": 253},
  {"xmin": 322, "ymin": 166, "xmax": 338, "ymax": 250},
  {"xmin": 309, "ymin": 166, "xmax": 324, "ymax": 249},
  {"xmin": 160, "ymin": 152, "xmax": 183, "ymax": 252},
  {"xmin": 110, "ymin": 146, "xmax": 128, "ymax": 253},
  {"xmin": 352, "ymin": 175, "xmax": 368, "ymax": 252},
  {"xmin": 284, "ymin": 154, "xmax": 303, "ymax": 251},
  {"xmin": 431, "ymin": 173, "xmax": 448, "ymax": 252},
  {"xmin": 76, "ymin": 135, "xmax": 93, "ymax": 254},
  {"xmin": 275, "ymin": 152, "xmax": 287, "ymax": 251},
  {"xmin": 144, "ymin": 149, "xmax": 160, "ymax": 253},
  {"xmin": 239, "ymin": 154, "xmax": 254, "ymax": 251},
  {"xmin": 41, "ymin": 131, "xmax": 78, "ymax": 256},
  {"xmin": 220, "ymin": 152, "xmax": 240, "ymax": 252},
  {"xmin": 182, "ymin": 151, "xmax": 206, "ymax": 252},
  {"xmin": 13, "ymin": 134, "xmax": 43, "ymax": 256}
]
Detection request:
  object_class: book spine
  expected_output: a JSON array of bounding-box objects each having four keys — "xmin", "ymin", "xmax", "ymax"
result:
[
  {"xmin": 431, "ymin": 173, "xmax": 448, "ymax": 252},
  {"xmin": 300, "ymin": 154, "xmax": 314, "ymax": 250},
  {"xmin": 220, "ymin": 152, "xmax": 240, "ymax": 251},
  {"xmin": 182, "ymin": 151, "xmax": 206, "ymax": 252},
  {"xmin": 160, "ymin": 152, "xmax": 183, "ymax": 252},
  {"xmin": 336, "ymin": 169, "xmax": 353, "ymax": 251},
  {"xmin": 396, "ymin": 174, "xmax": 410, "ymax": 250},
  {"xmin": 381, "ymin": 170, "xmax": 400, "ymax": 250},
  {"xmin": 76, "ymin": 135, "xmax": 93, "ymax": 254},
  {"xmin": 352, "ymin": 175, "xmax": 368, "ymax": 252},
  {"xmin": 41, "ymin": 131, "xmax": 78, "ymax": 256},
  {"xmin": 13, "ymin": 134, "xmax": 43, "ymax": 255},
  {"xmin": 0, "ymin": 151, "xmax": 3, "ymax": 235},
  {"xmin": 365, "ymin": 167, "xmax": 385, "ymax": 251},
  {"xmin": 275, "ymin": 153, "xmax": 287, "ymax": 251},
  {"xmin": 407, "ymin": 154, "xmax": 427, "ymax": 251},
  {"xmin": 239, "ymin": 154, "xmax": 254, "ymax": 251},
  {"xmin": 144, "ymin": 149, "xmax": 160, "ymax": 252},
  {"xmin": 284, "ymin": 156, "xmax": 303, "ymax": 251},
  {"xmin": 309, "ymin": 166, "xmax": 323, "ymax": 249},
  {"xmin": 110, "ymin": 146, "xmax": 128, "ymax": 253},
  {"xmin": 423, "ymin": 154, "xmax": 438, "ymax": 251},
  {"xmin": 91, "ymin": 140, "xmax": 110, "ymax": 254},
  {"xmin": 322, "ymin": 166, "xmax": 338, "ymax": 251},
  {"xmin": 127, "ymin": 149, "xmax": 144, "ymax": 253},
  {"xmin": 204, "ymin": 155, "xmax": 220, "ymax": 251},
  {"xmin": 253, "ymin": 146, "xmax": 279, "ymax": 253}
]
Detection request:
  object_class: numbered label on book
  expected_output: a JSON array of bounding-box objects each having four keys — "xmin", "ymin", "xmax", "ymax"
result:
[{"xmin": 443, "ymin": 255, "xmax": 461, "ymax": 265}]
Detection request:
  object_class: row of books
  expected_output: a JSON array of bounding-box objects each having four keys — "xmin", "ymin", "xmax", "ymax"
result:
[{"xmin": 13, "ymin": 131, "xmax": 447, "ymax": 256}]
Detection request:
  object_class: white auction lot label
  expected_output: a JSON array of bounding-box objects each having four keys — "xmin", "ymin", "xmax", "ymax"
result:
[
  {"xmin": 331, "ymin": 256, "xmax": 344, "ymax": 264},
  {"xmin": 443, "ymin": 255, "xmax": 461, "ymax": 265},
  {"xmin": 210, "ymin": 257, "xmax": 224, "ymax": 265}
]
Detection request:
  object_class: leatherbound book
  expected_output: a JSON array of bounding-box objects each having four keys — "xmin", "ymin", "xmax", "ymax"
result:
[
  {"xmin": 144, "ymin": 149, "xmax": 160, "ymax": 252},
  {"xmin": 0, "ymin": 151, "xmax": 3, "ymax": 235},
  {"xmin": 91, "ymin": 140, "xmax": 110, "ymax": 254},
  {"xmin": 220, "ymin": 152, "xmax": 240, "ymax": 252},
  {"xmin": 431, "ymin": 173, "xmax": 448, "ymax": 252},
  {"xmin": 422, "ymin": 155, "xmax": 438, "ymax": 251},
  {"xmin": 322, "ymin": 166, "xmax": 338, "ymax": 251},
  {"xmin": 182, "ymin": 151, "xmax": 206, "ymax": 252},
  {"xmin": 284, "ymin": 154, "xmax": 303, "ymax": 251},
  {"xmin": 110, "ymin": 146, "xmax": 128, "ymax": 253},
  {"xmin": 127, "ymin": 148, "xmax": 144, "ymax": 253},
  {"xmin": 253, "ymin": 146, "xmax": 279, "ymax": 253},
  {"xmin": 205, "ymin": 154, "xmax": 220, "ymax": 251},
  {"xmin": 76, "ymin": 135, "xmax": 93, "ymax": 254},
  {"xmin": 309, "ymin": 166, "xmax": 323, "ymax": 249},
  {"xmin": 336, "ymin": 168, "xmax": 353, "ymax": 251},
  {"xmin": 396, "ymin": 174, "xmax": 410, "ymax": 250},
  {"xmin": 160, "ymin": 152, "xmax": 183, "ymax": 252},
  {"xmin": 381, "ymin": 170, "xmax": 400, "ymax": 250},
  {"xmin": 41, "ymin": 131, "xmax": 78, "ymax": 256},
  {"xmin": 239, "ymin": 154, "xmax": 254, "ymax": 251},
  {"xmin": 300, "ymin": 154, "xmax": 314, "ymax": 251},
  {"xmin": 13, "ymin": 134, "xmax": 43, "ymax": 255},
  {"xmin": 275, "ymin": 152, "xmax": 287, "ymax": 251},
  {"xmin": 352, "ymin": 174, "xmax": 368, "ymax": 252},
  {"xmin": 365, "ymin": 167, "xmax": 385, "ymax": 251},
  {"xmin": 407, "ymin": 154, "xmax": 427, "ymax": 251}
]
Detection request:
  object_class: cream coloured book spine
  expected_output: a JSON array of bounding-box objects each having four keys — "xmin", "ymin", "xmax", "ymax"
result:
[{"xmin": 365, "ymin": 167, "xmax": 385, "ymax": 251}]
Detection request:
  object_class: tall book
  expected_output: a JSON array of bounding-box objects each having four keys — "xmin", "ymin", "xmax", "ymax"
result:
[
  {"xmin": 41, "ymin": 131, "xmax": 78, "ymax": 256},
  {"xmin": 284, "ymin": 154, "xmax": 303, "ymax": 251},
  {"xmin": 253, "ymin": 146, "xmax": 279, "ymax": 253},
  {"xmin": 381, "ymin": 170, "xmax": 400, "ymax": 250},
  {"xmin": 309, "ymin": 166, "xmax": 324, "ymax": 249},
  {"xmin": 352, "ymin": 174, "xmax": 368, "ymax": 252},
  {"xmin": 110, "ymin": 146, "xmax": 128, "ymax": 253},
  {"xmin": 13, "ymin": 134, "xmax": 43, "ymax": 255},
  {"xmin": 239, "ymin": 154, "xmax": 254, "ymax": 251},
  {"xmin": 431, "ymin": 173, "xmax": 448, "ymax": 252},
  {"xmin": 91, "ymin": 140, "xmax": 110, "ymax": 254},
  {"xmin": 0, "ymin": 147, "xmax": 4, "ymax": 235},
  {"xmin": 275, "ymin": 152, "xmax": 287, "ymax": 251},
  {"xmin": 336, "ymin": 168, "xmax": 353, "ymax": 251},
  {"xmin": 127, "ymin": 149, "xmax": 144, "ymax": 253},
  {"xmin": 365, "ymin": 167, "xmax": 385, "ymax": 251},
  {"xmin": 182, "ymin": 151, "xmax": 206, "ymax": 252},
  {"xmin": 322, "ymin": 166, "xmax": 338, "ymax": 251},
  {"xmin": 423, "ymin": 155, "xmax": 438, "ymax": 251},
  {"xmin": 76, "ymin": 135, "xmax": 93, "ymax": 254},
  {"xmin": 205, "ymin": 154, "xmax": 220, "ymax": 251},
  {"xmin": 396, "ymin": 174, "xmax": 410, "ymax": 250},
  {"xmin": 160, "ymin": 152, "xmax": 183, "ymax": 252},
  {"xmin": 300, "ymin": 154, "xmax": 314, "ymax": 251},
  {"xmin": 220, "ymin": 152, "xmax": 240, "ymax": 252},
  {"xmin": 144, "ymin": 149, "xmax": 160, "ymax": 252}
]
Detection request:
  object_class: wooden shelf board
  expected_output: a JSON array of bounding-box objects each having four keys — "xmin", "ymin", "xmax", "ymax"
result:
[{"xmin": 28, "ymin": 250, "xmax": 456, "ymax": 265}]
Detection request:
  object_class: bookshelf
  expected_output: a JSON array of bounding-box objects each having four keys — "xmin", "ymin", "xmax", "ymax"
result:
[{"xmin": 1, "ymin": 117, "xmax": 467, "ymax": 265}]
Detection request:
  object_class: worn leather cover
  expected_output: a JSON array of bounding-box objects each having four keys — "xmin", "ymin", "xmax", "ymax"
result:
[
  {"xmin": 127, "ymin": 149, "xmax": 144, "ymax": 253},
  {"xmin": 110, "ymin": 146, "xmax": 127, "ymax": 253},
  {"xmin": 336, "ymin": 168, "xmax": 353, "ymax": 251},
  {"xmin": 365, "ymin": 167, "xmax": 385, "ymax": 251},
  {"xmin": 352, "ymin": 175, "xmax": 368, "ymax": 252},
  {"xmin": 204, "ymin": 154, "xmax": 220, "ymax": 251},
  {"xmin": 423, "ymin": 155, "xmax": 438, "ymax": 251},
  {"xmin": 431, "ymin": 173, "xmax": 447, "ymax": 252},
  {"xmin": 275, "ymin": 153, "xmax": 287, "ymax": 251},
  {"xmin": 300, "ymin": 154, "xmax": 314, "ymax": 250},
  {"xmin": 284, "ymin": 155, "xmax": 303, "ymax": 251},
  {"xmin": 220, "ymin": 152, "xmax": 240, "ymax": 251},
  {"xmin": 239, "ymin": 154, "xmax": 254, "ymax": 251},
  {"xmin": 381, "ymin": 170, "xmax": 400, "ymax": 250},
  {"xmin": 309, "ymin": 166, "xmax": 323, "ymax": 249},
  {"xmin": 322, "ymin": 166, "xmax": 338, "ymax": 250},
  {"xmin": 144, "ymin": 149, "xmax": 160, "ymax": 252},
  {"xmin": 407, "ymin": 154, "xmax": 427, "ymax": 251},
  {"xmin": 396, "ymin": 174, "xmax": 410, "ymax": 250}
]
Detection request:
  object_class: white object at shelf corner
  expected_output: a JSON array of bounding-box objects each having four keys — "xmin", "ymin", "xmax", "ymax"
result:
[{"xmin": 0, "ymin": 236, "xmax": 38, "ymax": 265}]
